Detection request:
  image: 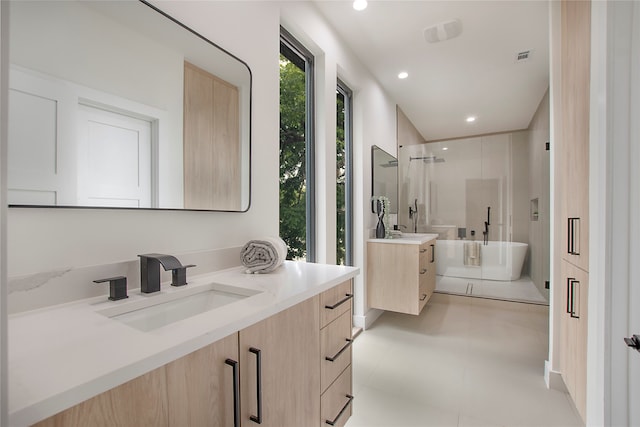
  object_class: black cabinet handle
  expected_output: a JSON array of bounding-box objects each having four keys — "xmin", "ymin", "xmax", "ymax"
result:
[
  {"xmin": 420, "ymin": 269, "xmax": 427, "ymax": 275},
  {"xmin": 420, "ymin": 293, "xmax": 428, "ymax": 301},
  {"xmin": 325, "ymin": 394, "xmax": 354, "ymax": 426},
  {"xmin": 430, "ymin": 244, "xmax": 435, "ymax": 263},
  {"xmin": 568, "ymin": 218, "xmax": 580, "ymax": 255},
  {"xmin": 420, "ymin": 248, "xmax": 427, "ymax": 253},
  {"xmin": 325, "ymin": 339, "xmax": 352, "ymax": 362},
  {"xmin": 325, "ymin": 294, "xmax": 353, "ymax": 310},
  {"xmin": 570, "ymin": 279, "xmax": 580, "ymax": 319},
  {"xmin": 566, "ymin": 277, "xmax": 580, "ymax": 318},
  {"xmin": 566, "ymin": 277, "xmax": 573, "ymax": 315},
  {"xmin": 225, "ymin": 359, "xmax": 240, "ymax": 427},
  {"xmin": 249, "ymin": 347, "xmax": 262, "ymax": 424}
]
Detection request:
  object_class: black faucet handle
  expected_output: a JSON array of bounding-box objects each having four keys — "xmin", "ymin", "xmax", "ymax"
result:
[
  {"xmin": 93, "ymin": 276, "xmax": 128, "ymax": 301},
  {"xmin": 171, "ymin": 264, "xmax": 196, "ymax": 287}
]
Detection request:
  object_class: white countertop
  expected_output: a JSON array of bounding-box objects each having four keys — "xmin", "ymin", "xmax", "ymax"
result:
[
  {"xmin": 368, "ymin": 233, "xmax": 438, "ymax": 245},
  {"xmin": 8, "ymin": 261, "xmax": 359, "ymax": 426}
]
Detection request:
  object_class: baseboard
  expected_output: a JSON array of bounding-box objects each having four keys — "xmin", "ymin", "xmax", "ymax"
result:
[
  {"xmin": 545, "ymin": 360, "xmax": 567, "ymax": 392},
  {"xmin": 353, "ymin": 308, "xmax": 384, "ymax": 330}
]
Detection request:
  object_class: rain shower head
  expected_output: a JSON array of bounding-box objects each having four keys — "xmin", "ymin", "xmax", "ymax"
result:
[{"xmin": 409, "ymin": 156, "xmax": 445, "ymax": 164}]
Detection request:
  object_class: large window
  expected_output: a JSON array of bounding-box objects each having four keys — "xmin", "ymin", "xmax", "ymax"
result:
[
  {"xmin": 337, "ymin": 80, "xmax": 353, "ymax": 266},
  {"xmin": 279, "ymin": 29, "xmax": 315, "ymax": 261}
]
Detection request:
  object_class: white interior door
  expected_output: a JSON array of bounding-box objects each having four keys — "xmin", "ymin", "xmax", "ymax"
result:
[
  {"xmin": 76, "ymin": 104, "xmax": 152, "ymax": 208},
  {"xmin": 8, "ymin": 68, "xmax": 77, "ymax": 205}
]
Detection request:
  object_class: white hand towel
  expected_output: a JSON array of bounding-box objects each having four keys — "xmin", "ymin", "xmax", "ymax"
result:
[{"xmin": 240, "ymin": 236, "xmax": 288, "ymax": 274}]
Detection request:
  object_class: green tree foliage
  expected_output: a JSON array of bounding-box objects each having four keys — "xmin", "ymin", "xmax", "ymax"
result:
[
  {"xmin": 336, "ymin": 92, "xmax": 346, "ymax": 265},
  {"xmin": 279, "ymin": 55, "xmax": 307, "ymax": 260}
]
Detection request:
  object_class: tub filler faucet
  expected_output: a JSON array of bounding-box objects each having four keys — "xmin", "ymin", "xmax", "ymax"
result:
[{"xmin": 409, "ymin": 199, "xmax": 418, "ymax": 233}]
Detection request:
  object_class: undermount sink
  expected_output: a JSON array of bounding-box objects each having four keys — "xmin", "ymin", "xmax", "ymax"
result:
[{"xmin": 98, "ymin": 283, "xmax": 261, "ymax": 332}]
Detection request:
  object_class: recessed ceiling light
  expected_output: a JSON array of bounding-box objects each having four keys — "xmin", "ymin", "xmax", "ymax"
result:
[
  {"xmin": 353, "ymin": 0, "xmax": 367, "ymax": 11},
  {"xmin": 398, "ymin": 71, "xmax": 409, "ymax": 79},
  {"xmin": 465, "ymin": 116, "xmax": 476, "ymax": 123},
  {"xmin": 442, "ymin": 147, "xmax": 449, "ymax": 151}
]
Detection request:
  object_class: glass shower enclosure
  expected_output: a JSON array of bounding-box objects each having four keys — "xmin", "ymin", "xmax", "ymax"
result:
[{"xmin": 398, "ymin": 132, "xmax": 548, "ymax": 304}]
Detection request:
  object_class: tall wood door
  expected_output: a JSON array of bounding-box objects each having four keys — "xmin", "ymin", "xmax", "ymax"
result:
[
  {"xmin": 183, "ymin": 61, "xmax": 241, "ymax": 210},
  {"xmin": 239, "ymin": 296, "xmax": 320, "ymax": 427},
  {"xmin": 560, "ymin": 0, "xmax": 590, "ymax": 272},
  {"xmin": 165, "ymin": 332, "xmax": 239, "ymax": 427}
]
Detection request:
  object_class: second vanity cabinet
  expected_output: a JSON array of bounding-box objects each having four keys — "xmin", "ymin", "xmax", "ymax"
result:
[
  {"xmin": 367, "ymin": 236, "xmax": 437, "ymax": 315},
  {"xmin": 33, "ymin": 281, "xmax": 354, "ymax": 427}
]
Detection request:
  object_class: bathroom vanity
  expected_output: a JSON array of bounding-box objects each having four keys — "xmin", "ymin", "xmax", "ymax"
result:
[
  {"xmin": 367, "ymin": 233, "xmax": 438, "ymax": 315},
  {"xmin": 9, "ymin": 262, "xmax": 358, "ymax": 427}
]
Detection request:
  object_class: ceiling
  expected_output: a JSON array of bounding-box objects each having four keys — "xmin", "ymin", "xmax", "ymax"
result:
[{"xmin": 313, "ymin": 0, "xmax": 550, "ymax": 141}]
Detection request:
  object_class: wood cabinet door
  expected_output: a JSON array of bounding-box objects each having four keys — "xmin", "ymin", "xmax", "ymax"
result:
[
  {"xmin": 559, "ymin": 260, "xmax": 588, "ymax": 422},
  {"xmin": 560, "ymin": 0, "xmax": 591, "ymax": 272},
  {"xmin": 165, "ymin": 332, "xmax": 240, "ymax": 427},
  {"xmin": 240, "ymin": 296, "xmax": 321, "ymax": 427},
  {"xmin": 33, "ymin": 368, "xmax": 169, "ymax": 427}
]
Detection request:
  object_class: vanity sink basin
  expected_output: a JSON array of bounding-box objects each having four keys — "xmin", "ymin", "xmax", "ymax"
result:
[{"xmin": 98, "ymin": 283, "xmax": 261, "ymax": 332}]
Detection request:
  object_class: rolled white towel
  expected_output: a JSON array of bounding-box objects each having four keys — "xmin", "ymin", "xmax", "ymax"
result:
[{"xmin": 240, "ymin": 236, "xmax": 288, "ymax": 274}]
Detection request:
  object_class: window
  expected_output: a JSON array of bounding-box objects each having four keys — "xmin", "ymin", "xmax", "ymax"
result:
[
  {"xmin": 279, "ymin": 29, "xmax": 315, "ymax": 261},
  {"xmin": 337, "ymin": 80, "xmax": 353, "ymax": 266}
]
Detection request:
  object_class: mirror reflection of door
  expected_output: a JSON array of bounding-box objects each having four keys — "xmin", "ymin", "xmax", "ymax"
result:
[{"xmin": 77, "ymin": 104, "xmax": 152, "ymax": 208}]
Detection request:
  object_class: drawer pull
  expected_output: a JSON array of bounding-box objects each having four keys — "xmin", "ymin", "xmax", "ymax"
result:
[
  {"xmin": 325, "ymin": 394, "xmax": 354, "ymax": 426},
  {"xmin": 224, "ymin": 359, "xmax": 240, "ymax": 427},
  {"xmin": 249, "ymin": 347, "xmax": 263, "ymax": 424},
  {"xmin": 420, "ymin": 269, "xmax": 427, "ymax": 275},
  {"xmin": 420, "ymin": 293, "xmax": 428, "ymax": 301},
  {"xmin": 430, "ymin": 244, "xmax": 435, "ymax": 263},
  {"xmin": 325, "ymin": 294, "xmax": 353, "ymax": 310},
  {"xmin": 420, "ymin": 249, "xmax": 427, "ymax": 253},
  {"xmin": 325, "ymin": 339, "xmax": 353, "ymax": 362}
]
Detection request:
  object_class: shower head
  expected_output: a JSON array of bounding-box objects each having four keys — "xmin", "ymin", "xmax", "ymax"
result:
[{"xmin": 409, "ymin": 156, "xmax": 445, "ymax": 164}]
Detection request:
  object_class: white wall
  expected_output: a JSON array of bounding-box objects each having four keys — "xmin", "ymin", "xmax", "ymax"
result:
[
  {"xmin": 7, "ymin": 1, "xmax": 281, "ymax": 276},
  {"xmin": 280, "ymin": 2, "xmax": 397, "ymax": 328}
]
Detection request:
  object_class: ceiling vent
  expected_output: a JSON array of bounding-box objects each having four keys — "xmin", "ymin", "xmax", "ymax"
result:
[
  {"xmin": 424, "ymin": 19, "xmax": 462, "ymax": 43},
  {"xmin": 515, "ymin": 50, "xmax": 533, "ymax": 63}
]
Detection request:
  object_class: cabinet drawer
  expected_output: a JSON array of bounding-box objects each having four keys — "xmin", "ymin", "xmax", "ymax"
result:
[
  {"xmin": 321, "ymin": 310, "xmax": 352, "ymax": 392},
  {"xmin": 321, "ymin": 366, "xmax": 353, "ymax": 427},
  {"xmin": 419, "ymin": 244, "xmax": 429, "ymax": 270},
  {"xmin": 321, "ymin": 280, "xmax": 353, "ymax": 328}
]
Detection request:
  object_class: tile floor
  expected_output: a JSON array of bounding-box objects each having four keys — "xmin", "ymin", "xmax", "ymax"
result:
[
  {"xmin": 436, "ymin": 275, "xmax": 549, "ymax": 305},
  {"xmin": 346, "ymin": 294, "xmax": 582, "ymax": 427}
]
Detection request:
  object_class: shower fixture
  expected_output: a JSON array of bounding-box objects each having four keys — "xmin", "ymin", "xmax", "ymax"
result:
[{"xmin": 409, "ymin": 156, "xmax": 445, "ymax": 164}]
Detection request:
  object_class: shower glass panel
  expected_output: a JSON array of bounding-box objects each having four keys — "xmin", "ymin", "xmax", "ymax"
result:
[{"xmin": 398, "ymin": 131, "xmax": 546, "ymax": 305}]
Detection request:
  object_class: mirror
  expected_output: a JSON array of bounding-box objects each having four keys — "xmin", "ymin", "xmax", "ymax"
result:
[
  {"xmin": 371, "ymin": 145, "xmax": 398, "ymax": 214},
  {"xmin": 7, "ymin": 0, "xmax": 251, "ymax": 211}
]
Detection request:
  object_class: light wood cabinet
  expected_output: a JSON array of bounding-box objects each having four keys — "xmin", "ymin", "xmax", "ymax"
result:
[
  {"xmin": 239, "ymin": 296, "xmax": 320, "ymax": 427},
  {"xmin": 183, "ymin": 61, "xmax": 241, "ymax": 211},
  {"xmin": 556, "ymin": 0, "xmax": 590, "ymax": 422},
  {"xmin": 559, "ymin": 260, "xmax": 588, "ymax": 420},
  {"xmin": 560, "ymin": 0, "xmax": 590, "ymax": 273},
  {"xmin": 33, "ymin": 368, "xmax": 169, "ymax": 427},
  {"xmin": 367, "ymin": 238, "xmax": 437, "ymax": 315},
  {"xmin": 320, "ymin": 280, "xmax": 353, "ymax": 427},
  {"xmin": 33, "ymin": 279, "xmax": 358, "ymax": 427},
  {"xmin": 165, "ymin": 332, "xmax": 239, "ymax": 427}
]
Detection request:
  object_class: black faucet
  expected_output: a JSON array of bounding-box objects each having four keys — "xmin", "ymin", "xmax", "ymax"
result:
[{"xmin": 138, "ymin": 254, "xmax": 195, "ymax": 293}]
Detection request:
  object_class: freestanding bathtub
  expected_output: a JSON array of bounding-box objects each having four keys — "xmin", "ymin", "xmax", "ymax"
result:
[{"xmin": 435, "ymin": 240, "xmax": 528, "ymax": 281}]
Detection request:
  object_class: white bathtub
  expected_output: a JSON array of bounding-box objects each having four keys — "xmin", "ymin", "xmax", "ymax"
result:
[{"xmin": 435, "ymin": 240, "xmax": 528, "ymax": 281}]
